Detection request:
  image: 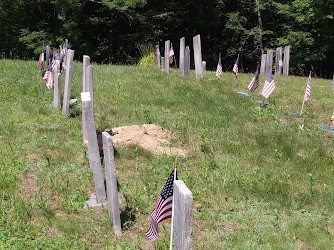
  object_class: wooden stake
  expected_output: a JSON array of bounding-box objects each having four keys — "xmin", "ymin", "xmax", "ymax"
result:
[{"xmin": 169, "ymin": 156, "xmax": 178, "ymax": 250}]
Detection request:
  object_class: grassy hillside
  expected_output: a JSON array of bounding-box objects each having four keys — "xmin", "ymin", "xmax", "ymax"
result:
[{"xmin": 1, "ymin": 59, "xmax": 334, "ymax": 249}]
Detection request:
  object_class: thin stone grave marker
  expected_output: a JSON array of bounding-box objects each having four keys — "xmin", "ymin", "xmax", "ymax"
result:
[
  {"xmin": 161, "ymin": 56, "xmax": 165, "ymax": 72},
  {"xmin": 275, "ymin": 47, "xmax": 283, "ymax": 75},
  {"xmin": 174, "ymin": 180, "xmax": 193, "ymax": 250},
  {"xmin": 102, "ymin": 132, "xmax": 122, "ymax": 236},
  {"xmin": 266, "ymin": 50, "xmax": 273, "ymax": 74},
  {"xmin": 53, "ymin": 60, "xmax": 61, "ymax": 108},
  {"xmin": 193, "ymin": 34, "xmax": 203, "ymax": 79},
  {"xmin": 283, "ymin": 46, "xmax": 290, "ymax": 76},
  {"xmin": 81, "ymin": 92, "xmax": 106, "ymax": 203},
  {"xmin": 184, "ymin": 46, "xmax": 190, "ymax": 77},
  {"xmin": 202, "ymin": 61, "xmax": 206, "ymax": 71},
  {"xmin": 165, "ymin": 40, "xmax": 170, "ymax": 73},
  {"xmin": 179, "ymin": 37, "xmax": 185, "ymax": 75},
  {"xmin": 260, "ymin": 54, "xmax": 267, "ymax": 74},
  {"xmin": 62, "ymin": 49, "xmax": 74, "ymax": 116}
]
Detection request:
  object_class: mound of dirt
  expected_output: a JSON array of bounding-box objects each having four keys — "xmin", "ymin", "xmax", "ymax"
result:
[{"xmin": 110, "ymin": 124, "xmax": 187, "ymax": 156}]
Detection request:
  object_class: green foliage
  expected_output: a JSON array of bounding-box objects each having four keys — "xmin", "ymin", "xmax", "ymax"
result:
[{"xmin": 138, "ymin": 53, "xmax": 156, "ymax": 67}]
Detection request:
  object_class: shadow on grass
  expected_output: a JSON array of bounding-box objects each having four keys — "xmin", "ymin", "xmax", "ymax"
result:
[{"xmin": 120, "ymin": 206, "xmax": 136, "ymax": 230}]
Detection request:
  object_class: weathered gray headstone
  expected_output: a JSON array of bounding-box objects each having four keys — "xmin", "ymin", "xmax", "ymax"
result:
[
  {"xmin": 83, "ymin": 55, "xmax": 90, "ymax": 92},
  {"xmin": 102, "ymin": 132, "xmax": 122, "ymax": 236},
  {"xmin": 275, "ymin": 47, "xmax": 283, "ymax": 75},
  {"xmin": 238, "ymin": 92, "xmax": 252, "ymax": 98},
  {"xmin": 62, "ymin": 49, "xmax": 74, "ymax": 116},
  {"xmin": 46, "ymin": 45, "xmax": 51, "ymax": 64},
  {"xmin": 255, "ymin": 100, "xmax": 270, "ymax": 107},
  {"xmin": 161, "ymin": 56, "xmax": 165, "ymax": 72},
  {"xmin": 81, "ymin": 92, "xmax": 106, "ymax": 203},
  {"xmin": 202, "ymin": 61, "xmax": 206, "ymax": 71},
  {"xmin": 283, "ymin": 46, "xmax": 290, "ymax": 76},
  {"xmin": 314, "ymin": 124, "xmax": 334, "ymax": 134},
  {"xmin": 193, "ymin": 34, "xmax": 203, "ymax": 80},
  {"xmin": 156, "ymin": 46, "xmax": 161, "ymax": 69},
  {"xmin": 260, "ymin": 53, "xmax": 267, "ymax": 74},
  {"xmin": 184, "ymin": 46, "xmax": 190, "ymax": 77},
  {"xmin": 53, "ymin": 60, "xmax": 61, "ymax": 108},
  {"xmin": 165, "ymin": 40, "xmax": 170, "ymax": 73},
  {"xmin": 179, "ymin": 37, "xmax": 185, "ymax": 76},
  {"xmin": 174, "ymin": 180, "xmax": 193, "ymax": 250},
  {"xmin": 266, "ymin": 50, "xmax": 273, "ymax": 74}
]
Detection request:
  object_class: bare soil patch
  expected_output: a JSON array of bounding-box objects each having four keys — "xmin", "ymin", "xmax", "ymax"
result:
[{"xmin": 110, "ymin": 124, "xmax": 187, "ymax": 156}]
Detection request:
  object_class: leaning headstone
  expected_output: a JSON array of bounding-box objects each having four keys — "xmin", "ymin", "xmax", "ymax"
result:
[
  {"xmin": 53, "ymin": 60, "xmax": 61, "ymax": 108},
  {"xmin": 193, "ymin": 34, "xmax": 203, "ymax": 80},
  {"xmin": 102, "ymin": 132, "xmax": 122, "ymax": 236},
  {"xmin": 161, "ymin": 56, "xmax": 165, "ymax": 72},
  {"xmin": 202, "ymin": 61, "xmax": 206, "ymax": 71},
  {"xmin": 266, "ymin": 50, "xmax": 273, "ymax": 74},
  {"xmin": 260, "ymin": 54, "xmax": 267, "ymax": 74},
  {"xmin": 283, "ymin": 46, "xmax": 290, "ymax": 76},
  {"xmin": 83, "ymin": 55, "xmax": 90, "ymax": 92},
  {"xmin": 81, "ymin": 92, "xmax": 107, "ymax": 203},
  {"xmin": 184, "ymin": 46, "xmax": 190, "ymax": 77},
  {"xmin": 174, "ymin": 180, "xmax": 193, "ymax": 250},
  {"xmin": 179, "ymin": 37, "xmax": 185, "ymax": 75},
  {"xmin": 275, "ymin": 47, "xmax": 283, "ymax": 75},
  {"xmin": 165, "ymin": 40, "xmax": 170, "ymax": 73},
  {"xmin": 62, "ymin": 49, "xmax": 74, "ymax": 116}
]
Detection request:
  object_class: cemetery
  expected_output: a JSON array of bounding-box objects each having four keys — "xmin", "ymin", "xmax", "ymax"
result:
[{"xmin": 1, "ymin": 1, "xmax": 334, "ymax": 249}]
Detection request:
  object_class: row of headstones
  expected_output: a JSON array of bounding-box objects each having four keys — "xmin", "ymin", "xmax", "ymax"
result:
[
  {"xmin": 158, "ymin": 34, "xmax": 206, "ymax": 80},
  {"xmin": 260, "ymin": 46, "xmax": 290, "ymax": 76},
  {"xmin": 80, "ymin": 56, "xmax": 193, "ymax": 248}
]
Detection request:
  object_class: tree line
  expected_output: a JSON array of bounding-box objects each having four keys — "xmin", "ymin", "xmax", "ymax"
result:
[{"xmin": 1, "ymin": 0, "xmax": 334, "ymax": 77}]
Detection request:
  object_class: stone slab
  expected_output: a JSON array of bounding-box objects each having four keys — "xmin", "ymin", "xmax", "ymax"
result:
[
  {"xmin": 84, "ymin": 193, "xmax": 106, "ymax": 209},
  {"xmin": 314, "ymin": 124, "xmax": 334, "ymax": 134},
  {"xmin": 238, "ymin": 91, "xmax": 252, "ymax": 98},
  {"xmin": 255, "ymin": 100, "xmax": 270, "ymax": 107}
]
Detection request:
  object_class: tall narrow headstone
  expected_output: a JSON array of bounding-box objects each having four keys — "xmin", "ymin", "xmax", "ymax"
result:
[
  {"xmin": 275, "ymin": 47, "xmax": 283, "ymax": 75},
  {"xmin": 102, "ymin": 132, "xmax": 122, "ymax": 236},
  {"xmin": 266, "ymin": 50, "xmax": 273, "ymax": 74},
  {"xmin": 53, "ymin": 60, "xmax": 61, "ymax": 108},
  {"xmin": 283, "ymin": 46, "xmax": 290, "ymax": 76},
  {"xmin": 260, "ymin": 53, "xmax": 267, "ymax": 74},
  {"xmin": 179, "ymin": 37, "xmax": 185, "ymax": 75},
  {"xmin": 81, "ymin": 92, "xmax": 106, "ymax": 203},
  {"xmin": 161, "ymin": 56, "xmax": 165, "ymax": 72},
  {"xmin": 174, "ymin": 180, "xmax": 193, "ymax": 250},
  {"xmin": 193, "ymin": 34, "xmax": 203, "ymax": 79},
  {"xmin": 165, "ymin": 40, "xmax": 170, "ymax": 73},
  {"xmin": 46, "ymin": 45, "xmax": 51, "ymax": 64},
  {"xmin": 184, "ymin": 46, "xmax": 190, "ymax": 77},
  {"xmin": 83, "ymin": 55, "xmax": 90, "ymax": 92},
  {"xmin": 156, "ymin": 45, "xmax": 161, "ymax": 69},
  {"xmin": 62, "ymin": 49, "xmax": 74, "ymax": 116},
  {"xmin": 202, "ymin": 61, "xmax": 206, "ymax": 71}
]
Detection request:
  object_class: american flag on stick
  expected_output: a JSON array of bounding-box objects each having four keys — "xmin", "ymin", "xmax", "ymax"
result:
[
  {"xmin": 51, "ymin": 51, "xmax": 56, "ymax": 72},
  {"xmin": 216, "ymin": 53, "xmax": 223, "ymax": 78},
  {"xmin": 331, "ymin": 113, "xmax": 334, "ymax": 126},
  {"xmin": 232, "ymin": 57, "xmax": 239, "ymax": 78},
  {"xmin": 261, "ymin": 72, "xmax": 276, "ymax": 99},
  {"xmin": 145, "ymin": 169, "xmax": 177, "ymax": 241},
  {"xmin": 303, "ymin": 73, "xmax": 312, "ymax": 102},
  {"xmin": 43, "ymin": 63, "xmax": 53, "ymax": 90},
  {"xmin": 169, "ymin": 44, "xmax": 174, "ymax": 64},
  {"xmin": 38, "ymin": 47, "xmax": 44, "ymax": 71},
  {"xmin": 248, "ymin": 69, "xmax": 259, "ymax": 92}
]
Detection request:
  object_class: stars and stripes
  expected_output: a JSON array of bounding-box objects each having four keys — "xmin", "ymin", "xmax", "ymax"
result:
[
  {"xmin": 38, "ymin": 47, "xmax": 44, "ymax": 71},
  {"xmin": 51, "ymin": 52, "xmax": 56, "ymax": 72},
  {"xmin": 43, "ymin": 63, "xmax": 53, "ymax": 90},
  {"xmin": 261, "ymin": 72, "xmax": 276, "ymax": 98},
  {"xmin": 216, "ymin": 54, "xmax": 223, "ymax": 78},
  {"xmin": 331, "ymin": 113, "xmax": 334, "ymax": 126},
  {"xmin": 248, "ymin": 69, "xmax": 259, "ymax": 92},
  {"xmin": 169, "ymin": 44, "xmax": 174, "ymax": 64},
  {"xmin": 145, "ymin": 170, "xmax": 177, "ymax": 241},
  {"xmin": 232, "ymin": 57, "xmax": 239, "ymax": 78},
  {"xmin": 304, "ymin": 73, "xmax": 312, "ymax": 102}
]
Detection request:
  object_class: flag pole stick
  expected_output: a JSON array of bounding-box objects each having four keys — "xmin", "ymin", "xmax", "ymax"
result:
[{"xmin": 169, "ymin": 156, "xmax": 178, "ymax": 250}]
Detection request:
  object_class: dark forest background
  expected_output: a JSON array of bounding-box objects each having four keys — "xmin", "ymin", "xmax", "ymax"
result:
[{"xmin": 1, "ymin": 0, "xmax": 334, "ymax": 77}]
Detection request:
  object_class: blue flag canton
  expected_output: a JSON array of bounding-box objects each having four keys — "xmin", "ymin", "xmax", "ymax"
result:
[{"xmin": 160, "ymin": 170, "xmax": 177, "ymax": 200}]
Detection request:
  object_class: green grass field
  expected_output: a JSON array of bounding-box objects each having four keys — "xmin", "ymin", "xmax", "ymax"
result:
[{"xmin": 1, "ymin": 59, "xmax": 334, "ymax": 249}]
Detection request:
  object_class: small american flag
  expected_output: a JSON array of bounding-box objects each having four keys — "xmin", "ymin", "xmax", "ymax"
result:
[
  {"xmin": 216, "ymin": 54, "xmax": 223, "ymax": 78},
  {"xmin": 232, "ymin": 57, "xmax": 239, "ymax": 78},
  {"xmin": 43, "ymin": 63, "xmax": 53, "ymax": 90},
  {"xmin": 331, "ymin": 113, "xmax": 334, "ymax": 126},
  {"xmin": 248, "ymin": 69, "xmax": 259, "ymax": 92},
  {"xmin": 169, "ymin": 44, "xmax": 174, "ymax": 64},
  {"xmin": 145, "ymin": 170, "xmax": 177, "ymax": 241},
  {"xmin": 261, "ymin": 72, "xmax": 276, "ymax": 99},
  {"xmin": 51, "ymin": 52, "xmax": 56, "ymax": 72},
  {"xmin": 304, "ymin": 73, "xmax": 312, "ymax": 102},
  {"xmin": 38, "ymin": 47, "xmax": 44, "ymax": 71}
]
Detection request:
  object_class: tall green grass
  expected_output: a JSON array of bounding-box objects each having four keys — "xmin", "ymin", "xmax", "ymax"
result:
[{"xmin": 0, "ymin": 59, "xmax": 334, "ymax": 249}]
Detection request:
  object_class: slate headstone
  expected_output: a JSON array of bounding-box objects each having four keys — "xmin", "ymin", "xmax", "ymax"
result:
[
  {"xmin": 165, "ymin": 40, "xmax": 170, "ymax": 73},
  {"xmin": 179, "ymin": 37, "xmax": 185, "ymax": 75},
  {"xmin": 275, "ymin": 47, "xmax": 283, "ymax": 75},
  {"xmin": 238, "ymin": 92, "xmax": 252, "ymax": 98},
  {"xmin": 202, "ymin": 61, "xmax": 206, "ymax": 71},
  {"xmin": 266, "ymin": 50, "xmax": 273, "ymax": 74},
  {"xmin": 260, "ymin": 53, "xmax": 267, "ymax": 74},
  {"xmin": 53, "ymin": 60, "xmax": 61, "ymax": 108},
  {"xmin": 283, "ymin": 46, "xmax": 290, "ymax": 76},
  {"xmin": 193, "ymin": 34, "xmax": 203, "ymax": 80},
  {"xmin": 62, "ymin": 49, "xmax": 74, "ymax": 116},
  {"xmin": 161, "ymin": 56, "xmax": 165, "ymax": 72},
  {"xmin": 184, "ymin": 46, "xmax": 190, "ymax": 77}
]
